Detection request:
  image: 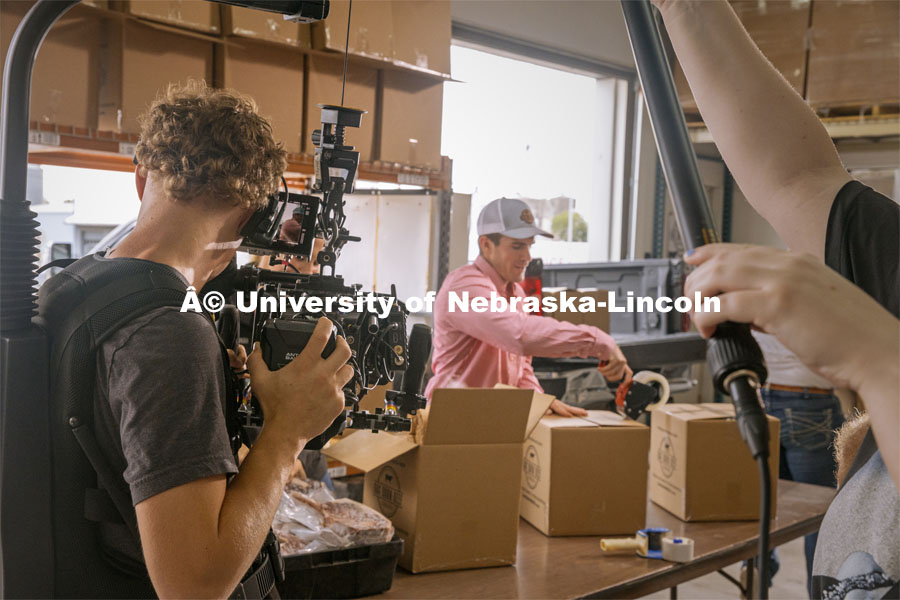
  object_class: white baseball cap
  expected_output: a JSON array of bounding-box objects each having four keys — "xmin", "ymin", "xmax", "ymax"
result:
[{"xmin": 476, "ymin": 197, "xmax": 553, "ymax": 239}]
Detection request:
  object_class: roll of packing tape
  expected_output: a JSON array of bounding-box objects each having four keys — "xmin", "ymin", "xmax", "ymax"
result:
[
  {"xmin": 636, "ymin": 528, "xmax": 668, "ymax": 559},
  {"xmin": 662, "ymin": 536, "xmax": 695, "ymax": 563},
  {"xmin": 633, "ymin": 371, "xmax": 671, "ymax": 411}
]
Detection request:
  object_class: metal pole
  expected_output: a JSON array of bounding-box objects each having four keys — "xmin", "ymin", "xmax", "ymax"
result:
[{"xmin": 619, "ymin": 0, "xmax": 719, "ymax": 251}]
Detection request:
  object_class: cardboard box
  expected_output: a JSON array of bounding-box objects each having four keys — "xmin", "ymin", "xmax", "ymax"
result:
[
  {"xmin": 378, "ymin": 70, "xmax": 443, "ymax": 169},
  {"xmin": 521, "ymin": 410, "xmax": 649, "ymax": 536},
  {"xmin": 541, "ymin": 288, "xmax": 611, "ymax": 332},
  {"xmin": 113, "ymin": 0, "xmax": 221, "ymax": 34},
  {"xmin": 358, "ymin": 383, "xmax": 392, "ymax": 413},
  {"xmin": 324, "ymin": 387, "xmax": 554, "ymax": 573},
  {"xmin": 0, "ymin": 2, "xmax": 104, "ymax": 128},
  {"xmin": 649, "ymin": 403, "xmax": 779, "ymax": 522},
  {"xmin": 218, "ymin": 40, "xmax": 304, "ymax": 153},
  {"xmin": 312, "ymin": 0, "xmax": 392, "ymax": 61},
  {"xmin": 222, "ymin": 5, "xmax": 311, "ymax": 48},
  {"xmin": 304, "ymin": 55, "xmax": 377, "ymax": 160},
  {"xmin": 806, "ymin": 0, "xmax": 900, "ymax": 108},
  {"xmin": 390, "ymin": 0, "xmax": 451, "ymax": 75},
  {"xmin": 674, "ymin": 0, "xmax": 810, "ymax": 114},
  {"xmin": 98, "ymin": 19, "xmax": 215, "ymax": 133}
]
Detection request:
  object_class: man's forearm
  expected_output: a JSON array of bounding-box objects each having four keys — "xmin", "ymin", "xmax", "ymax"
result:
[
  {"xmin": 656, "ymin": 0, "xmax": 848, "ymax": 256},
  {"xmin": 141, "ymin": 426, "xmax": 303, "ymax": 598},
  {"xmin": 210, "ymin": 427, "xmax": 303, "ymax": 594}
]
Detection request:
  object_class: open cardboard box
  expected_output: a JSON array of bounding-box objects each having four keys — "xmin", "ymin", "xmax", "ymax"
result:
[
  {"xmin": 324, "ymin": 386, "xmax": 553, "ymax": 573},
  {"xmin": 521, "ymin": 410, "xmax": 649, "ymax": 536}
]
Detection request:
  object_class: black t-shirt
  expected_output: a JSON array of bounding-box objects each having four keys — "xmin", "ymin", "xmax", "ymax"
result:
[
  {"xmin": 824, "ymin": 180, "xmax": 899, "ymax": 319},
  {"xmin": 812, "ymin": 180, "xmax": 899, "ymax": 599}
]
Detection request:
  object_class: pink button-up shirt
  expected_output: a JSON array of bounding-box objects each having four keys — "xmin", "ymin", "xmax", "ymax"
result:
[{"xmin": 425, "ymin": 255, "xmax": 617, "ymax": 398}]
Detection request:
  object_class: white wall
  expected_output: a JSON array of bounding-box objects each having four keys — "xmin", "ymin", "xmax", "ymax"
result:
[{"xmin": 451, "ymin": 1, "xmax": 634, "ymax": 69}]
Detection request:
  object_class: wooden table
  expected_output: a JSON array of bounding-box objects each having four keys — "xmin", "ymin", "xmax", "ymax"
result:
[{"xmin": 379, "ymin": 480, "xmax": 834, "ymax": 599}]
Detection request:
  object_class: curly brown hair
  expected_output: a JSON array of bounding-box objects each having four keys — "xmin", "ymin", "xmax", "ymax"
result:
[{"xmin": 134, "ymin": 80, "xmax": 286, "ymax": 210}]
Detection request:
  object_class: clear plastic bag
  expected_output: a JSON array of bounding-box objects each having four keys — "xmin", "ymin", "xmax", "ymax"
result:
[{"xmin": 274, "ymin": 477, "xmax": 394, "ymax": 556}]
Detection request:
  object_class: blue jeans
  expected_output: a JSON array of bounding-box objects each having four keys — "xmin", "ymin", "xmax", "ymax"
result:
[{"xmin": 762, "ymin": 388, "xmax": 845, "ymax": 596}]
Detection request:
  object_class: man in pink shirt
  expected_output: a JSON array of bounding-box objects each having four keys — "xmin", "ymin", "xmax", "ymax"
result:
[{"xmin": 425, "ymin": 197, "xmax": 632, "ymax": 416}]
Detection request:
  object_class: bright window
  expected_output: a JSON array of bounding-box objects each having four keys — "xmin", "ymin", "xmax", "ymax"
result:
[{"xmin": 441, "ymin": 44, "xmax": 630, "ymax": 264}]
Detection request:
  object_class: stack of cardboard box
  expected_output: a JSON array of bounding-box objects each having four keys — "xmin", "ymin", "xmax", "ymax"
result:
[{"xmin": 2, "ymin": 0, "xmax": 448, "ymax": 170}]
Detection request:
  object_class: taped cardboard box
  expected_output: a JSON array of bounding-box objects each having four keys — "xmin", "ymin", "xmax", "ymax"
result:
[
  {"xmin": 674, "ymin": 0, "xmax": 810, "ymax": 114},
  {"xmin": 324, "ymin": 387, "xmax": 553, "ymax": 573},
  {"xmin": 649, "ymin": 403, "xmax": 779, "ymax": 522},
  {"xmin": 312, "ymin": 0, "xmax": 392, "ymax": 61},
  {"xmin": 379, "ymin": 70, "xmax": 443, "ymax": 169},
  {"xmin": 541, "ymin": 288, "xmax": 611, "ymax": 332},
  {"xmin": 0, "ymin": 2, "xmax": 104, "ymax": 129},
  {"xmin": 806, "ymin": 0, "xmax": 900, "ymax": 108},
  {"xmin": 113, "ymin": 0, "xmax": 221, "ymax": 34},
  {"xmin": 223, "ymin": 5, "xmax": 310, "ymax": 48},
  {"xmin": 304, "ymin": 55, "xmax": 377, "ymax": 161},
  {"xmin": 391, "ymin": 0, "xmax": 451, "ymax": 75},
  {"xmin": 218, "ymin": 40, "xmax": 304, "ymax": 153},
  {"xmin": 98, "ymin": 19, "xmax": 215, "ymax": 133},
  {"xmin": 521, "ymin": 410, "xmax": 649, "ymax": 536}
]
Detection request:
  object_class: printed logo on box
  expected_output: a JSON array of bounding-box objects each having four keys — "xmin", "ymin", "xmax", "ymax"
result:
[
  {"xmin": 658, "ymin": 435, "xmax": 677, "ymax": 478},
  {"xmin": 374, "ymin": 466, "xmax": 402, "ymax": 517},
  {"xmin": 523, "ymin": 444, "xmax": 542, "ymax": 489}
]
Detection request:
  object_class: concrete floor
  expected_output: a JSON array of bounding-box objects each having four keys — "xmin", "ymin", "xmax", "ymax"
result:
[{"xmin": 643, "ymin": 537, "xmax": 809, "ymax": 599}]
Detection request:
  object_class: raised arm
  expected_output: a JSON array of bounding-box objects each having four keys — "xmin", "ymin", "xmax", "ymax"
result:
[{"xmin": 655, "ymin": 0, "xmax": 851, "ymax": 257}]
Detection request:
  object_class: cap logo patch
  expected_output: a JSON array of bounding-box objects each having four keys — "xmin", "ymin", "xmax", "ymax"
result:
[{"xmin": 520, "ymin": 209, "xmax": 535, "ymax": 224}]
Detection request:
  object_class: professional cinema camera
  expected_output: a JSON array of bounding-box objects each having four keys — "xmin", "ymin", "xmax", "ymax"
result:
[{"xmin": 213, "ymin": 104, "xmax": 430, "ymax": 450}]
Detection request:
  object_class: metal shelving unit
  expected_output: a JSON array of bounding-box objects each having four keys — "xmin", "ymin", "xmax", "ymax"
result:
[{"xmin": 26, "ymin": 121, "xmax": 452, "ymax": 191}]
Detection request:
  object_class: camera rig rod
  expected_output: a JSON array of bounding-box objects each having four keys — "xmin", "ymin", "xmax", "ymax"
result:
[{"xmin": 620, "ymin": 2, "xmax": 771, "ymax": 598}]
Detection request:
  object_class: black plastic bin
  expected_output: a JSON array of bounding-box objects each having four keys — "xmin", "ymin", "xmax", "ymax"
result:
[{"xmin": 279, "ymin": 539, "xmax": 404, "ymax": 599}]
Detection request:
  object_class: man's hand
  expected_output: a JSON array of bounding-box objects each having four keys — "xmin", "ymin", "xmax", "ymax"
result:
[
  {"xmin": 598, "ymin": 346, "xmax": 633, "ymax": 385},
  {"xmin": 247, "ymin": 317, "xmax": 353, "ymax": 448},
  {"xmin": 547, "ymin": 398, "xmax": 588, "ymax": 417},
  {"xmin": 227, "ymin": 344, "xmax": 248, "ymax": 373}
]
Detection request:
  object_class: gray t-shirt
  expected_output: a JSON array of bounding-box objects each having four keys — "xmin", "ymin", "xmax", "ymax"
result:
[
  {"xmin": 93, "ymin": 306, "xmax": 238, "ymax": 566},
  {"xmin": 811, "ymin": 446, "xmax": 899, "ymax": 598}
]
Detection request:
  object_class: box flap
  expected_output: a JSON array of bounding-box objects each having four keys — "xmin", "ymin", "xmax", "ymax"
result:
[
  {"xmin": 425, "ymin": 388, "xmax": 552, "ymax": 445},
  {"xmin": 583, "ymin": 410, "xmax": 648, "ymax": 428},
  {"xmin": 493, "ymin": 383, "xmax": 555, "ymax": 437},
  {"xmin": 656, "ymin": 403, "xmax": 736, "ymax": 422},
  {"xmin": 539, "ymin": 415, "xmax": 598, "ymax": 429},
  {"xmin": 524, "ymin": 390, "xmax": 555, "ymax": 437},
  {"xmin": 322, "ymin": 430, "xmax": 417, "ymax": 472},
  {"xmin": 537, "ymin": 410, "xmax": 646, "ymax": 430}
]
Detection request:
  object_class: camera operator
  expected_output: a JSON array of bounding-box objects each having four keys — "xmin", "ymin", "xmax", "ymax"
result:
[
  {"xmin": 98, "ymin": 80, "xmax": 352, "ymax": 597},
  {"xmin": 426, "ymin": 197, "xmax": 633, "ymax": 417},
  {"xmin": 652, "ymin": 1, "xmax": 899, "ymax": 597}
]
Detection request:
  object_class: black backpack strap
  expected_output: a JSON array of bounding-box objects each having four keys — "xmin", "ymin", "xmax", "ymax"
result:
[
  {"xmin": 45, "ymin": 261, "xmax": 189, "ymax": 543},
  {"xmin": 51, "ymin": 269, "xmax": 188, "ymax": 366},
  {"xmin": 38, "ymin": 257, "xmax": 79, "ymax": 274},
  {"xmin": 71, "ymin": 419, "xmax": 142, "ymax": 541}
]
